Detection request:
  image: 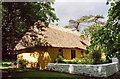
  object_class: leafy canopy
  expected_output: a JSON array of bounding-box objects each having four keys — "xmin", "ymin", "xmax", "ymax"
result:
[
  {"xmin": 2, "ymin": 2, "xmax": 59, "ymax": 56},
  {"xmin": 86, "ymin": 0, "xmax": 120, "ymax": 59}
]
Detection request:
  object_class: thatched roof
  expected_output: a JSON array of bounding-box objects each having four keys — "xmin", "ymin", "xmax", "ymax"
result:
[{"xmin": 14, "ymin": 20, "xmax": 88, "ymax": 51}]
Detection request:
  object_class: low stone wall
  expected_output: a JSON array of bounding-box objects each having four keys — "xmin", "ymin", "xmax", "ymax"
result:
[
  {"xmin": 112, "ymin": 58, "xmax": 120, "ymax": 71},
  {"xmin": 48, "ymin": 62, "xmax": 119, "ymax": 77}
]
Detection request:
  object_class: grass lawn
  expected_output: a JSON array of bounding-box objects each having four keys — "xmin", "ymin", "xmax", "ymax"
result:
[
  {"xmin": 1, "ymin": 61, "xmax": 120, "ymax": 79},
  {"xmin": 0, "ymin": 61, "xmax": 15, "ymax": 69},
  {"xmin": 2, "ymin": 69, "xmax": 103, "ymax": 79},
  {"xmin": 1, "ymin": 68, "xmax": 120, "ymax": 79},
  {"xmin": 2, "ymin": 68, "xmax": 89, "ymax": 79}
]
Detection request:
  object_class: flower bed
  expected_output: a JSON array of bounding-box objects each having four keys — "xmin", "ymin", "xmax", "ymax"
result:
[{"xmin": 48, "ymin": 62, "xmax": 119, "ymax": 77}]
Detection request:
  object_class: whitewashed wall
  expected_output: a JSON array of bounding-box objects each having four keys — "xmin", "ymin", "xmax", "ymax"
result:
[{"xmin": 48, "ymin": 62, "xmax": 119, "ymax": 77}]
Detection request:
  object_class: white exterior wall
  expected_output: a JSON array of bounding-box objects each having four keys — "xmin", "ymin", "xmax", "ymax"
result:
[{"xmin": 48, "ymin": 63, "xmax": 119, "ymax": 77}]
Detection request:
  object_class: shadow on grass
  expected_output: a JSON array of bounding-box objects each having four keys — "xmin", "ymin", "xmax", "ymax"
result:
[{"xmin": 1, "ymin": 68, "xmax": 120, "ymax": 79}]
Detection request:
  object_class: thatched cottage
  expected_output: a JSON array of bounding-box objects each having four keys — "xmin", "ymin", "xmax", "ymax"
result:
[{"xmin": 14, "ymin": 20, "xmax": 90, "ymax": 70}]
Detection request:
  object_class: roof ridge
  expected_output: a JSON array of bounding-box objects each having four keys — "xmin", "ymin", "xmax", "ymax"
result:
[{"xmin": 49, "ymin": 24, "xmax": 81, "ymax": 36}]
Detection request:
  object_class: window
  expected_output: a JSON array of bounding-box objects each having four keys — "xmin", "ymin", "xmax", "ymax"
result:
[
  {"xmin": 81, "ymin": 50, "xmax": 83, "ymax": 53},
  {"xmin": 58, "ymin": 49, "xmax": 63, "ymax": 57},
  {"xmin": 71, "ymin": 50, "xmax": 76, "ymax": 59}
]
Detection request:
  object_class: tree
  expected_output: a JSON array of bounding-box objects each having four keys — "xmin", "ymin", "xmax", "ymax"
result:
[
  {"xmin": 86, "ymin": 1, "xmax": 120, "ymax": 60},
  {"xmin": 64, "ymin": 15, "xmax": 105, "ymax": 32},
  {"xmin": 80, "ymin": 25, "xmax": 101, "ymax": 40},
  {"xmin": 103, "ymin": 0, "xmax": 120, "ymax": 59},
  {"xmin": 2, "ymin": 2, "xmax": 59, "ymax": 60}
]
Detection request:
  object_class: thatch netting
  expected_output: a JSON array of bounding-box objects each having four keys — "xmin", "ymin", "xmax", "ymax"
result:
[{"xmin": 14, "ymin": 20, "xmax": 89, "ymax": 50}]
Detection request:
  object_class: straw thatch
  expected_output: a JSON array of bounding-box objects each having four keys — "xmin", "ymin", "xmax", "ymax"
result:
[{"xmin": 14, "ymin": 20, "xmax": 89, "ymax": 51}]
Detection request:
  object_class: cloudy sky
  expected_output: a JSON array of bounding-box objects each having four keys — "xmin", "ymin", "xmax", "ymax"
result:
[{"xmin": 53, "ymin": 0, "xmax": 110, "ymax": 29}]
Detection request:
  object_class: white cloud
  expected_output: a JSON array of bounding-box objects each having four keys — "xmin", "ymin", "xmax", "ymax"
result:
[{"xmin": 53, "ymin": 1, "xmax": 110, "ymax": 27}]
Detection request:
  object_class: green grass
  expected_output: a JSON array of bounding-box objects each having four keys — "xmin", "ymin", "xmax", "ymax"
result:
[
  {"xmin": 0, "ymin": 66, "xmax": 15, "ymax": 69},
  {"xmin": 1, "ymin": 61, "xmax": 79, "ymax": 78},
  {"xmin": 2, "ymin": 69, "xmax": 119, "ymax": 79},
  {"xmin": 2, "ymin": 69, "xmax": 89, "ymax": 79},
  {"xmin": 1, "ymin": 61, "xmax": 12, "ymax": 65},
  {"xmin": 1, "ymin": 61, "xmax": 120, "ymax": 79},
  {"xmin": 13, "ymin": 70, "xmax": 81, "ymax": 77},
  {"xmin": 4, "ymin": 68, "xmax": 118, "ymax": 79},
  {"xmin": 2, "ymin": 68, "xmax": 120, "ymax": 79},
  {"xmin": 0, "ymin": 61, "xmax": 15, "ymax": 69}
]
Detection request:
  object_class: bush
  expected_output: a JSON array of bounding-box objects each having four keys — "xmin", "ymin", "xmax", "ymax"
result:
[
  {"xmin": 63, "ymin": 59, "xmax": 72, "ymax": 64},
  {"xmin": 63, "ymin": 58, "xmax": 93, "ymax": 64},
  {"xmin": 71, "ymin": 58, "xmax": 79, "ymax": 64},
  {"xmin": 91, "ymin": 49, "xmax": 101, "ymax": 64},
  {"xmin": 63, "ymin": 58, "xmax": 80, "ymax": 64},
  {"xmin": 100, "ymin": 58, "xmax": 108, "ymax": 64},
  {"xmin": 17, "ymin": 59, "xmax": 28, "ymax": 68},
  {"xmin": 55, "ymin": 50, "xmax": 108, "ymax": 64},
  {"xmin": 56, "ymin": 55, "xmax": 64, "ymax": 63},
  {"xmin": 2, "ymin": 62, "xmax": 12, "ymax": 67},
  {"xmin": 79, "ymin": 58, "xmax": 93, "ymax": 64}
]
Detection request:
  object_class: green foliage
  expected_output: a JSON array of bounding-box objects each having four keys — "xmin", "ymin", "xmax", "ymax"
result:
[
  {"xmin": 2, "ymin": 61, "xmax": 12, "ymax": 65},
  {"xmin": 62, "ymin": 58, "xmax": 80, "ymax": 64},
  {"xmin": 100, "ymin": 58, "xmax": 108, "ymax": 64},
  {"xmin": 105, "ymin": 1, "xmax": 120, "ymax": 59},
  {"xmin": 2, "ymin": 62, "xmax": 12, "ymax": 67},
  {"xmin": 81, "ymin": 50, "xmax": 108, "ymax": 64},
  {"xmin": 79, "ymin": 52, "xmax": 93, "ymax": 64},
  {"xmin": 56, "ymin": 54, "xmax": 108, "ymax": 64},
  {"xmin": 63, "ymin": 59, "xmax": 72, "ymax": 64},
  {"xmin": 63, "ymin": 58, "xmax": 93, "ymax": 64},
  {"xmin": 56, "ymin": 51, "xmax": 108, "ymax": 64},
  {"xmin": 57, "ymin": 55, "xmax": 94, "ymax": 64},
  {"xmin": 79, "ymin": 58, "xmax": 94, "ymax": 64},
  {"xmin": 2, "ymin": 2, "xmax": 59, "ymax": 55},
  {"xmin": 0, "ymin": 61, "xmax": 16, "ymax": 69},
  {"xmin": 71, "ymin": 58, "xmax": 79, "ymax": 64},
  {"xmin": 91, "ymin": 49, "xmax": 102, "ymax": 64},
  {"xmin": 86, "ymin": 1, "xmax": 120, "ymax": 60},
  {"xmin": 55, "ymin": 55, "xmax": 64, "ymax": 63},
  {"xmin": 81, "ymin": 24, "xmax": 103, "ymax": 39},
  {"xmin": 80, "ymin": 51, "xmax": 91, "ymax": 59},
  {"xmin": 17, "ymin": 59, "xmax": 28, "ymax": 68}
]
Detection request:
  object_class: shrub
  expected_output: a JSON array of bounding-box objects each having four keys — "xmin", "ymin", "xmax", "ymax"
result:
[
  {"xmin": 63, "ymin": 58, "xmax": 80, "ymax": 64},
  {"xmin": 71, "ymin": 58, "xmax": 79, "ymax": 64},
  {"xmin": 63, "ymin": 59, "xmax": 72, "ymax": 64},
  {"xmin": 79, "ymin": 58, "xmax": 94, "ymax": 64},
  {"xmin": 91, "ymin": 49, "xmax": 102, "ymax": 64},
  {"xmin": 63, "ymin": 58, "xmax": 94, "ymax": 64},
  {"xmin": 56, "ymin": 55, "xmax": 64, "ymax": 63},
  {"xmin": 100, "ymin": 58, "xmax": 108, "ymax": 64},
  {"xmin": 55, "ymin": 50, "xmax": 108, "ymax": 64},
  {"xmin": 17, "ymin": 59, "xmax": 28, "ymax": 68},
  {"xmin": 2, "ymin": 62, "xmax": 12, "ymax": 67}
]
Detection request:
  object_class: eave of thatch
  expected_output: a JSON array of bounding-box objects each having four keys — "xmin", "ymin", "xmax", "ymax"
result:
[{"xmin": 14, "ymin": 20, "xmax": 88, "ymax": 51}]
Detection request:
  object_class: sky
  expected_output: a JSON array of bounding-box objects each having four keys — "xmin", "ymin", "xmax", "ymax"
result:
[{"xmin": 53, "ymin": 0, "xmax": 110, "ymax": 30}]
